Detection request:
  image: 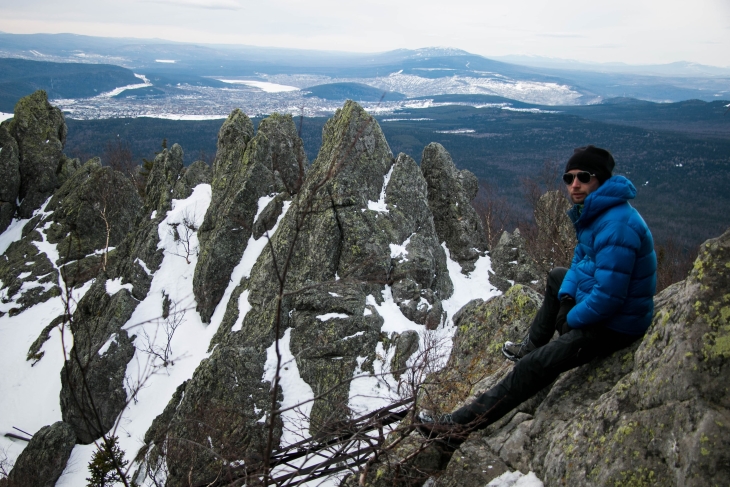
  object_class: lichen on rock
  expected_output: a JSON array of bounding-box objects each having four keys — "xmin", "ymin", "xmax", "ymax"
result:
[
  {"xmin": 194, "ymin": 111, "xmax": 306, "ymax": 323},
  {"xmin": 4, "ymin": 90, "xmax": 68, "ymax": 218},
  {"xmin": 1, "ymin": 421, "xmax": 76, "ymax": 487}
]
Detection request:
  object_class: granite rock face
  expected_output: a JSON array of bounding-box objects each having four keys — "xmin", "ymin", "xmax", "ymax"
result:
[
  {"xmin": 489, "ymin": 229, "xmax": 543, "ymax": 293},
  {"xmin": 44, "ymin": 158, "xmax": 142, "ymax": 268},
  {"xmin": 58, "ymin": 273, "xmax": 138, "ymax": 444},
  {"xmin": 257, "ymin": 113, "xmax": 308, "ymax": 194},
  {"xmin": 379, "ymin": 229, "xmax": 730, "ymax": 487},
  {"xmin": 59, "ymin": 146, "xmax": 185, "ymax": 444},
  {"xmin": 142, "ymin": 101, "xmax": 456, "ymax": 485},
  {"xmin": 194, "ymin": 111, "xmax": 306, "ymax": 323},
  {"xmin": 0, "ymin": 159, "xmax": 141, "ymax": 319},
  {"xmin": 420, "ymin": 142, "xmax": 487, "ymax": 273},
  {"xmin": 0, "ymin": 421, "xmax": 76, "ymax": 487},
  {"xmin": 0, "ymin": 124, "xmax": 21, "ymax": 233},
  {"xmin": 3, "ymin": 91, "xmax": 68, "ymax": 218}
]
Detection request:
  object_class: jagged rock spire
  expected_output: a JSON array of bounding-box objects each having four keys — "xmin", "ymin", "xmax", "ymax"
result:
[{"xmin": 421, "ymin": 142, "xmax": 487, "ymax": 273}]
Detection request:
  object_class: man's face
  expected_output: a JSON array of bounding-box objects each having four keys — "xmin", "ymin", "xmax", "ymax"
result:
[{"xmin": 566, "ymin": 169, "xmax": 600, "ymax": 204}]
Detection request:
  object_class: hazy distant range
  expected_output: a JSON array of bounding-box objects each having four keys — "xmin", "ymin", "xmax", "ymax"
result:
[{"xmin": 1, "ymin": 33, "xmax": 729, "ymax": 249}]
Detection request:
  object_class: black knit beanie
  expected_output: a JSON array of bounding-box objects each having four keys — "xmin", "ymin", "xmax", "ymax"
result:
[{"xmin": 564, "ymin": 145, "xmax": 615, "ymax": 183}]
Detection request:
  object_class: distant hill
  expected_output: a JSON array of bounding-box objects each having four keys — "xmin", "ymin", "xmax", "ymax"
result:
[
  {"xmin": 61, "ymin": 97, "xmax": 730, "ymax": 249},
  {"xmin": 2, "ymin": 33, "xmax": 728, "ymax": 102},
  {"xmin": 304, "ymin": 83, "xmax": 406, "ymax": 102},
  {"xmin": 0, "ymin": 58, "xmax": 141, "ymax": 111}
]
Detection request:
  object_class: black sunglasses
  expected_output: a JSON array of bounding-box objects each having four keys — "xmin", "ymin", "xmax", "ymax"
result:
[{"xmin": 562, "ymin": 171, "xmax": 595, "ymax": 185}]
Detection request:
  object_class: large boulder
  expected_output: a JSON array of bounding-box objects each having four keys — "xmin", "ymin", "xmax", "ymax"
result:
[
  {"xmin": 489, "ymin": 229, "xmax": 543, "ymax": 293},
  {"xmin": 1, "ymin": 421, "xmax": 76, "ymax": 487},
  {"xmin": 59, "ymin": 274, "xmax": 138, "ymax": 444},
  {"xmin": 420, "ymin": 143, "xmax": 487, "ymax": 273},
  {"xmin": 4, "ymin": 90, "xmax": 68, "ymax": 218}
]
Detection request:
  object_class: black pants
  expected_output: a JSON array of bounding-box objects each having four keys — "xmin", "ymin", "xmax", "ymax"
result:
[{"xmin": 451, "ymin": 268, "xmax": 640, "ymax": 427}]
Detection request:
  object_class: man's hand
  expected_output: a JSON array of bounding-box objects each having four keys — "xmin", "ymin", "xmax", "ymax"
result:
[{"xmin": 555, "ymin": 296, "xmax": 576, "ymax": 335}]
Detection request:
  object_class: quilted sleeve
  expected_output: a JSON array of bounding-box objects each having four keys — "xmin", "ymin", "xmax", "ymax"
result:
[{"xmin": 567, "ymin": 219, "xmax": 640, "ymax": 328}]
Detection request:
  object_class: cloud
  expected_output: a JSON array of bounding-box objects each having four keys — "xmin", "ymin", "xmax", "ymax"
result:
[
  {"xmin": 537, "ymin": 32, "xmax": 586, "ymax": 39},
  {"xmin": 144, "ymin": 0, "xmax": 242, "ymax": 10}
]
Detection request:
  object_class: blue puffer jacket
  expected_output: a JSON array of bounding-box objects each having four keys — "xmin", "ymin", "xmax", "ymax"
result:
[{"xmin": 558, "ymin": 176, "xmax": 657, "ymax": 335}]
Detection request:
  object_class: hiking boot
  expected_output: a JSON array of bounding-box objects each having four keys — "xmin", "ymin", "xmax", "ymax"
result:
[
  {"xmin": 416, "ymin": 412, "xmax": 468, "ymax": 449},
  {"xmin": 502, "ymin": 334, "xmax": 536, "ymax": 362}
]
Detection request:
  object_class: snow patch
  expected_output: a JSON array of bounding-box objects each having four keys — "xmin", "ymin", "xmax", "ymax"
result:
[
  {"xmin": 365, "ymin": 164, "xmax": 394, "ymax": 213},
  {"xmin": 217, "ymin": 79, "xmax": 300, "ymax": 93},
  {"xmin": 106, "ymin": 277, "xmax": 133, "ymax": 295},
  {"xmin": 316, "ymin": 312, "xmax": 349, "ymax": 321},
  {"xmin": 231, "ymin": 290, "xmax": 251, "ymax": 332},
  {"xmin": 262, "ymin": 328, "xmax": 314, "ymax": 446},
  {"xmin": 486, "ymin": 470, "xmax": 544, "ymax": 487},
  {"xmin": 254, "ymin": 194, "xmax": 276, "ymax": 224},
  {"xmin": 98, "ymin": 333, "xmax": 118, "ymax": 356},
  {"xmin": 389, "ymin": 234, "xmax": 413, "ymax": 262},
  {"xmin": 135, "ymin": 258, "xmax": 153, "ymax": 276}
]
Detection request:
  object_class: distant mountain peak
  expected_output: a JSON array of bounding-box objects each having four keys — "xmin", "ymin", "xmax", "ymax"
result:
[{"xmin": 408, "ymin": 47, "xmax": 471, "ymax": 58}]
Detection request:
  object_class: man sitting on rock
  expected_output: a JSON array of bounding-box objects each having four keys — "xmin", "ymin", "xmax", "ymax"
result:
[{"xmin": 419, "ymin": 145, "xmax": 657, "ymax": 445}]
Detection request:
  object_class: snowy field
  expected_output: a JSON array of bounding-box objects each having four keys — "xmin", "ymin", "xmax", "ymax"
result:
[
  {"xmin": 0, "ymin": 179, "xmax": 545, "ymax": 485},
  {"xmin": 43, "ymin": 70, "xmax": 585, "ymax": 121}
]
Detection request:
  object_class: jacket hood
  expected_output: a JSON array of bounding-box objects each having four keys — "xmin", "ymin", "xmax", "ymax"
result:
[{"xmin": 568, "ymin": 176, "xmax": 636, "ymax": 226}]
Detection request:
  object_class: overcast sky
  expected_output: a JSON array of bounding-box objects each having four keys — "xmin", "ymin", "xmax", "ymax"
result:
[{"xmin": 1, "ymin": 0, "xmax": 728, "ymax": 66}]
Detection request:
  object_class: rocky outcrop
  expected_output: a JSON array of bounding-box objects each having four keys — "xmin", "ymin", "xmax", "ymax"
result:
[
  {"xmin": 116, "ymin": 144, "xmax": 186, "ymax": 301},
  {"xmin": 59, "ymin": 273, "xmax": 138, "ymax": 444},
  {"xmin": 0, "ymin": 158, "xmax": 141, "ymax": 318},
  {"xmin": 2, "ymin": 91, "xmax": 69, "ymax": 218},
  {"xmin": 421, "ymin": 143, "xmax": 487, "ymax": 273},
  {"xmin": 1, "ymin": 421, "xmax": 76, "ymax": 487},
  {"xmin": 489, "ymin": 229, "xmax": 543, "ymax": 293},
  {"xmin": 144, "ymin": 101, "xmax": 456, "ymax": 485},
  {"xmin": 193, "ymin": 111, "xmax": 306, "ymax": 323},
  {"xmin": 59, "ymin": 146, "xmax": 185, "ymax": 444},
  {"xmin": 257, "ymin": 113, "xmax": 308, "ymax": 194},
  {"xmin": 376, "ymin": 228, "xmax": 730, "ymax": 486},
  {"xmin": 0, "ymin": 124, "xmax": 20, "ymax": 233},
  {"xmin": 3, "ymin": 95, "xmax": 728, "ymax": 487},
  {"xmin": 44, "ymin": 158, "xmax": 142, "ymax": 268},
  {"xmin": 246, "ymin": 102, "xmax": 452, "ymax": 428}
]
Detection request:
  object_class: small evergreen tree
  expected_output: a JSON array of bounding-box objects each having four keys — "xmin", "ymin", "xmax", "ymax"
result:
[{"xmin": 86, "ymin": 436, "xmax": 128, "ymax": 487}]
